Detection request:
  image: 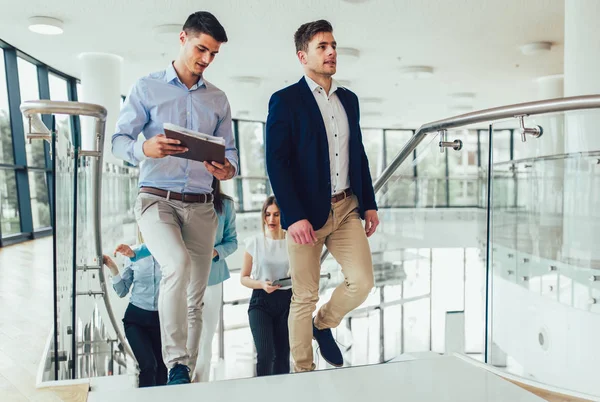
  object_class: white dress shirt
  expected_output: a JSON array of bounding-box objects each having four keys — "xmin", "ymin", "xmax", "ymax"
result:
[{"xmin": 305, "ymin": 75, "xmax": 350, "ymax": 195}]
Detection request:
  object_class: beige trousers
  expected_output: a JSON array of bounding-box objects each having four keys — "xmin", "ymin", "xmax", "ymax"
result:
[
  {"xmin": 287, "ymin": 195, "xmax": 374, "ymax": 372},
  {"xmin": 134, "ymin": 193, "xmax": 218, "ymax": 369}
]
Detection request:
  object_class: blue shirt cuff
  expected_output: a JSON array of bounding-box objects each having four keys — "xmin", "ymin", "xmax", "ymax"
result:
[{"xmin": 133, "ymin": 137, "xmax": 148, "ymax": 162}]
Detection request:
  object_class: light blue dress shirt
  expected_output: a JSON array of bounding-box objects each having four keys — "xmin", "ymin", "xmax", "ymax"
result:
[
  {"xmin": 133, "ymin": 198, "xmax": 238, "ymax": 286},
  {"xmin": 112, "ymin": 63, "xmax": 239, "ymax": 194},
  {"xmin": 111, "ymin": 245, "xmax": 161, "ymax": 311}
]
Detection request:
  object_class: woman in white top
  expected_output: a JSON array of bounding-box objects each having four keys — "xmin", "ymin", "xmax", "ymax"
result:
[{"xmin": 241, "ymin": 196, "xmax": 291, "ymax": 376}]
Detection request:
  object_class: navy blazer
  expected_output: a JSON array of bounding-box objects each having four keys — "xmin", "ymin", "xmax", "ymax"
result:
[{"xmin": 266, "ymin": 77, "xmax": 378, "ymax": 231}]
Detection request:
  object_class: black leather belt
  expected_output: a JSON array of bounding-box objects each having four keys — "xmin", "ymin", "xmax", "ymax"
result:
[{"xmin": 139, "ymin": 187, "xmax": 213, "ymax": 203}]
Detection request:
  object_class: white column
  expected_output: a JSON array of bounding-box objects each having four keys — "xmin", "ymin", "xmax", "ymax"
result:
[
  {"xmin": 78, "ymin": 52, "xmax": 123, "ymax": 165},
  {"xmin": 564, "ymin": 0, "xmax": 600, "ymax": 154},
  {"xmin": 527, "ymin": 75, "xmax": 565, "ymax": 158},
  {"xmin": 561, "ymin": 0, "xmax": 600, "ymax": 264}
]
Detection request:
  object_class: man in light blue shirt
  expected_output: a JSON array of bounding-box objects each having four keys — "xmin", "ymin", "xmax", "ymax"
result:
[{"xmin": 111, "ymin": 11, "xmax": 238, "ymax": 386}]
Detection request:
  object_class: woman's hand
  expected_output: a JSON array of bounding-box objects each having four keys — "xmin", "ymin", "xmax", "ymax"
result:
[
  {"xmin": 102, "ymin": 255, "xmax": 119, "ymax": 277},
  {"xmin": 262, "ymin": 281, "xmax": 281, "ymax": 294},
  {"xmin": 114, "ymin": 244, "xmax": 135, "ymax": 258}
]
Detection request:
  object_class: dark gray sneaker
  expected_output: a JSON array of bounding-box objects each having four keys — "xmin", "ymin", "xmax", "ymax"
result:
[
  {"xmin": 167, "ymin": 363, "xmax": 190, "ymax": 385},
  {"xmin": 312, "ymin": 319, "xmax": 343, "ymax": 367}
]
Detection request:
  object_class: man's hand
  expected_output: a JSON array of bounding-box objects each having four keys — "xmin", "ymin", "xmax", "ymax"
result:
[
  {"xmin": 142, "ymin": 134, "xmax": 188, "ymax": 158},
  {"xmin": 204, "ymin": 158, "xmax": 235, "ymax": 180},
  {"xmin": 364, "ymin": 210, "xmax": 379, "ymax": 237},
  {"xmin": 102, "ymin": 255, "xmax": 119, "ymax": 277},
  {"xmin": 114, "ymin": 244, "xmax": 135, "ymax": 258},
  {"xmin": 213, "ymin": 249, "xmax": 218, "ymax": 259},
  {"xmin": 288, "ymin": 219, "xmax": 318, "ymax": 245}
]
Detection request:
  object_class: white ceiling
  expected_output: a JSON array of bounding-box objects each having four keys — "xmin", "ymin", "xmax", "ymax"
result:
[{"xmin": 0, "ymin": 0, "xmax": 565, "ymax": 128}]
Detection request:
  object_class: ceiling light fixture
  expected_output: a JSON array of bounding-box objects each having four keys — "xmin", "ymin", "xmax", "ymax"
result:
[
  {"xmin": 232, "ymin": 76, "xmax": 262, "ymax": 88},
  {"xmin": 337, "ymin": 79, "xmax": 352, "ymax": 87},
  {"xmin": 449, "ymin": 92, "xmax": 476, "ymax": 100},
  {"xmin": 153, "ymin": 24, "xmax": 182, "ymax": 44},
  {"xmin": 520, "ymin": 41, "xmax": 552, "ymax": 56},
  {"xmin": 398, "ymin": 66, "xmax": 434, "ymax": 79},
  {"xmin": 337, "ymin": 47, "xmax": 360, "ymax": 62},
  {"xmin": 361, "ymin": 111, "xmax": 382, "ymax": 117},
  {"xmin": 361, "ymin": 97, "xmax": 383, "ymax": 104},
  {"xmin": 236, "ymin": 110, "xmax": 250, "ymax": 118},
  {"xmin": 28, "ymin": 17, "xmax": 64, "ymax": 35}
]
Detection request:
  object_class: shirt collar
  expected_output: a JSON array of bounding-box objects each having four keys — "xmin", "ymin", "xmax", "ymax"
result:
[
  {"xmin": 304, "ymin": 75, "xmax": 339, "ymax": 96},
  {"xmin": 166, "ymin": 62, "xmax": 207, "ymax": 89}
]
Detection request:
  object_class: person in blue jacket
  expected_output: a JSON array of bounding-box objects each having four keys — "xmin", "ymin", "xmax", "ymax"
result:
[
  {"xmin": 114, "ymin": 178, "xmax": 238, "ymax": 383},
  {"xmin": 103, "ymin": 244, "xmax": 166, "ymax": 387}
]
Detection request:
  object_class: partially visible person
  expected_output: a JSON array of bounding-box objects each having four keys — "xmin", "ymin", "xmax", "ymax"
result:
[
  {"xmin": 188, "ymin": 178, "xmax": 238, "ymax": 382},
  {"xmin": 103, "ymin": 244, "xmax": 166, "ymax": 387},
  {"xmin": 240, "ymin": 196, "xmax": 291, "ymax": 377}
]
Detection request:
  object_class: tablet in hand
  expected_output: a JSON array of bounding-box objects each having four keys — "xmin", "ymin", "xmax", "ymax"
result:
[{"xmin": 272, "ymin": 277, "xmax": 292, "ymax": 287}]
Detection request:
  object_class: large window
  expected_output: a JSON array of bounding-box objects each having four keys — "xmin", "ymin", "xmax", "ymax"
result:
[
  {"xmin": 0, "ymin": 48, "xmax": 21, "ymax": 237},
  {"xmin": 237, "ymin": 121, "xmax": 268, "ymax": 211},
  {"xmin": 0, "ymin": 49, "xmax": 13, "ymax": 166},
  {"xmin": 362, "ymin": 128, "xmax": 384, "ymax": 180},
  {"xmin": 48, "ymin": 73, "xmax": 73, "ymax": 140},
  {"xmin": 0, "ymin": 42, "xmax": 79, "ymax": 245},
  {"xmin": 17, "ymin": 57, "xmax": 45, "ymax": 167}
]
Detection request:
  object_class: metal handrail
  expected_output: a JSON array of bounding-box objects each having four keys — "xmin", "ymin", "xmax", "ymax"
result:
[
  {"xmin": 20, "ymin": 100, "xmax": 107, "ymax": 119},
  {"xmin": 20, "ymin": 100, "xmax": 134, "ymax": 369},
  {"xmin": 321, "ymin": 95, "xmax": 600, "ymax": 264}
]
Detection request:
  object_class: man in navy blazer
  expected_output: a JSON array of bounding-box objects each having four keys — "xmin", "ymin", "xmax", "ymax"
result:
[{"xmin": 266, "ymin": 19, "xmax": 379, "ymax": 372}]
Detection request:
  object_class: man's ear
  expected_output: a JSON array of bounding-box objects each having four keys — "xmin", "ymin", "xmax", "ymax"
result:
[{"xmin": 297, "ymin": 50, "xmax": 307, "ymax": 65}]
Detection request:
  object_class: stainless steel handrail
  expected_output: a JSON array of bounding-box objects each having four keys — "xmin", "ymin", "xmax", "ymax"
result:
[
  {"xmin": 20, "ymin": 100, "xmax": 107, "ymax": 119},
  {"xmin": 320, "ymin": 95, "xmax": 600, "ymax": 264},
  {"xmin": 20, "ymin": 100, "xmax": 134, "ymax": 367}
]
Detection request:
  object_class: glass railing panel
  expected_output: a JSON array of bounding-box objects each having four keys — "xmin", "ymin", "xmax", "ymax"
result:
[
  {"xmin": 489, "ymin": 109, "xmax": 600, "ymax": 397},
  {"xmin": 74, "ymin": 160, "xmax": 139, "ymax": 379},
  {"xmin": 368, "ymin": 131, "xmax": 488, "ymax": 361},
  {"xmin": 52, "ymin": 126, "xmax": 77, "ymax": 380}
]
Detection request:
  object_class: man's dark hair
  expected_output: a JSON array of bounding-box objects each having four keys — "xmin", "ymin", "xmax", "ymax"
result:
[
  {"xmin": 294, "ymin": 19, "xmax": 333, "ymax": 52},
  {"xmin": 183, "ymin": 11, "xmax": 228, "ymax": 43}
]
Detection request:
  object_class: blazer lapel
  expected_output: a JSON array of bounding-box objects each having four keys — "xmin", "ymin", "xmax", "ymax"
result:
[
  {"xmin": 335, "ymin": 87, "xmax": 357, "ymax": 132},
  {"xmin": 297, "ymin": 77, "xmax": 327, "ymax": 136}
]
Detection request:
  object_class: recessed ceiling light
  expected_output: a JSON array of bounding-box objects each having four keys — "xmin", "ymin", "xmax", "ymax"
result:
[
  {"xmin": 337, "ymin": 79, "xmax": 352, "ymax": 87},
  {"xmin": 520, "ymin": 41, "xmax": 552, "ymax": 55},
  {"xmin": 337, "ymin": 47, "xmax": 360, "ymax": 62},
  {"xmin": 449, "ymin": 92, "xmax": 476, "ymax": 100},
  {"xmin": 342, "ymin": 0, "xmax": 371, "ymax": 3},
  {"xmin": 236, "ymin": 110, "xmax": 250, "ymax": 118},
  {"xmin": 398, "ymin": 66, "xmax": 434, "ymax": 79},
  {"xmin": 231, "ymin": 76, "xmax": 262, "ymax": 88},
  {"xmin": 535, "ymin": 74, "xmax": 563, "ymax": 83},
  {"xmin": 361, "ymin": 97, "xmax": 383, "ymax": 104},
  {"xmin": 153, "ymin": 24, "xmax": 181, "ymax": 44},
  {"xmin": 361, "ymin": 111, "xmax": 382, "ymax": 117},
  {"xmin": 28, "ymin": 17, "xmax": 63, "ymax": 35}
]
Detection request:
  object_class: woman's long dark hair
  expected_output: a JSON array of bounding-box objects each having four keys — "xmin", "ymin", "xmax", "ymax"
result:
[{"xmin": 212, "ymin": 177, "xmax": 233, "ymax": 214}]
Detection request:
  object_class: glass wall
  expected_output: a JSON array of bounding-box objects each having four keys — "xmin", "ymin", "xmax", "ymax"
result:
[
  {"xmin": 0, "ymin": 42, "xmax": 77, "ymax": 245},
  {"xmin": 0, "ymin": 48, "xmax": 20, "ymax": 237}
]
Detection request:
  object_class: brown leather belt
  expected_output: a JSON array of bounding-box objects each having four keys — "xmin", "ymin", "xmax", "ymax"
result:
[
  {"xmin": 139, "ymin": 187, "xmax": 213, "ymax": 203},
  {"xmin": 331, "ymin": 188, "xmax": 353, "ymax": 204}
]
